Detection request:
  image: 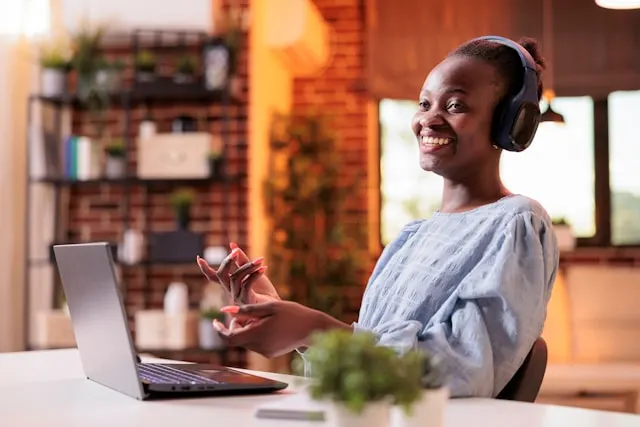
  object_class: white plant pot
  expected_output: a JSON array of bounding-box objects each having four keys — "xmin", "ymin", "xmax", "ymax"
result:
[
  {"xmin": 554, "ymin": 225, "xmax": 576, "ymax": 251},
  {"xmin": 327, "ymin": 400, "xmax": 391, "ymax": 427},
  {"xmin": 391, "ymin": 387, "xmax": 449, "ymax": 427},
  {"xmin": 105, "ymin": 156, "xmax": 126, "ymax": 179},
  {"xmin": 41, "ymin": 68, "xmax": 65, "ymax": 97}
]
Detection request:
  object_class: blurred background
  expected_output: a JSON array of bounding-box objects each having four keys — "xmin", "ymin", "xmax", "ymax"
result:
[{"xmin": 0, "ymin": 0, "xmax": 639, "ymax": 414}]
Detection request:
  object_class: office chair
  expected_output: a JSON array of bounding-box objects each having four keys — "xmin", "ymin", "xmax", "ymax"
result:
[{"xmin": 497, "ymin": 337, "xmax": 548, "ymax": 402}]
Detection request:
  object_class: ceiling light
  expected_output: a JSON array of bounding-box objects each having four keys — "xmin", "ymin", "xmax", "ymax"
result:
[{"xmin": 595, "ymin": 0, "xmax": 640, "ymax": 9}]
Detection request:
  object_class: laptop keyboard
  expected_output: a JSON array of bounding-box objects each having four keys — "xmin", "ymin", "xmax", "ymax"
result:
[{"xmin": 138, "ymin": 364, "xmax": 220, "ymax": 385}]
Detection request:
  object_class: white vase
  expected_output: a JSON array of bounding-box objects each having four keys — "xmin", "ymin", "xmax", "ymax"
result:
[
  {"xmin": 164, "ymin": 282, "xmax": 189, "ymax": 315},
  {"xmin": 41, "ymin": 68, "xmax": 65, "ymax": 97},
  {"xmin": 327, "ymin": 400, "xmax": 391, "ymax": 427},
  {"xmin": 391, "ymin": 387, "xmax": 449, "ymax": 427}
]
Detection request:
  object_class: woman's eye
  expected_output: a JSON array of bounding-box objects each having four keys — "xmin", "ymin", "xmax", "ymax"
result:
[
  {"xmin": 418, "ymin": 101, "xmax": 429, "ymax": 110},
  {"xmin": 448, "ymin": 102, "xmax": 464, "ymax": 112}
]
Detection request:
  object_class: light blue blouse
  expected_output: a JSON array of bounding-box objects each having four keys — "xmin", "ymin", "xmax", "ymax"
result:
[{"xmin": 353, "ymin": 194, "xmax": 559, "ymax": 398}]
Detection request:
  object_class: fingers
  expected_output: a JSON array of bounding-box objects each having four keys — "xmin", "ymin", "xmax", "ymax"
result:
[
  {"xmin": 216, "ymin": 249, "xmax": 241, "ymax": 291},
  {"xmin": 222, "ymin": 301, "xmax": 277, "ymax": 318},
  {"xmin": 230, "ymin": 242, "xmax": 252, "ymax": 265},
  {"xmin": 238, "ymin": 266, "xmax": 268, "ymax": 303},
  {"xmin": 229, "ymin": 260, "xmax": 264, "ymax": 301},
  {"xmin": 213, "ymin": 317, "xmax": 268, "ymax": 347},
  {"xmin": 197, "ymin": 256, "xmax": 220, "ymax": 283}
]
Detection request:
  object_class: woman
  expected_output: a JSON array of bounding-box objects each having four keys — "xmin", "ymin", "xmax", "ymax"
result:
[{"xmin": 197, "ymin": 35, "xmax": 559, "ymax": 398}]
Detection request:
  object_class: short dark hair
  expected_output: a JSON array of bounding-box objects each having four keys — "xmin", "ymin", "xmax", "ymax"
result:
[{"xmin": 448, "ymin": 37, "xmax": 546, "ymax": 102}]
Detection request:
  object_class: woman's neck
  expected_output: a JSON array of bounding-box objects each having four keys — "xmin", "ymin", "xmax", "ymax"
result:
[{"xmin": 439, "ymin": 173, "xmax": 510, "ymax": 214}]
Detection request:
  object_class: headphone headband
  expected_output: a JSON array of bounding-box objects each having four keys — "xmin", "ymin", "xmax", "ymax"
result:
[{"xmin": 473, "ymin": 35, "xmax": 538, "ymax": 73}]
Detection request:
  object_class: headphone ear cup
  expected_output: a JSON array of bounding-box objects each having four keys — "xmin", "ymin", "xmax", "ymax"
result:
[{"xmin": 491, "ymin": 98, "xmax": 508, "ymax": 149}]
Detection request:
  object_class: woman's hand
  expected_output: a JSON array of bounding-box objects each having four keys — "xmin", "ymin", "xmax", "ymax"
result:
[
  {"xmin": 196, "ymin": 243, "xmax": 281, "ymax": 306},
  {"xmin": 212, "ymin": 301, "xmax": 353, "ymax": 358}
]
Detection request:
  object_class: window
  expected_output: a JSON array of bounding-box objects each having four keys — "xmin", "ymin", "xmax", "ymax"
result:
[
  {"xmin": 500, "ymin": 97, "xmax": 595, "ymax": 238},
  {"xmin": 379, "ymin": 99, "xmax": 443, "ymax": 244},
  {"xmin": 0, "ymin": 0, "xmax": 49, "ymax": 37},
  {"xmin": 379, "ymin": 96, "xmax": 596, "ymax": 245},
  {"xmin": 608, "ymin": 90, "xmax": 640, "ymax": 246}
]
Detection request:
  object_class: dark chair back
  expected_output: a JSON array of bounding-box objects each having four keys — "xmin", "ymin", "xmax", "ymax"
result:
[{"xmin": 497, "ymin": 337, "xmax": 548, "ymax": 402}]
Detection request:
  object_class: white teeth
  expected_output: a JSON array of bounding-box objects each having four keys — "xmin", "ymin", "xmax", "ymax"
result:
[{"xmin": 421, "ymin": 136, "xmax": 451, "ymax": 145}]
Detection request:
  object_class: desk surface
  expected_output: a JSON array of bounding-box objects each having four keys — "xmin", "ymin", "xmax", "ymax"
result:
[{"xmin": 1, "ymin": 349, "xmax": 640, "ymax": 427}]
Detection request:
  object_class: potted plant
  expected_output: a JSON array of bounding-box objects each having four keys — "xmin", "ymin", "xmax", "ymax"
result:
[
  {"xmin": 390, "ymin": 350, "xmax": 448, "ymax": 427},
  {"xmin": 198, "ymin": 307, "xmax": 226, "ymax": 350},
  {"xmin": 174, "ymin": 54, "xmax": 197, "ymax": 84},
  {"xmin": 207, "ymin": 150, "xmax": 224, "ymax": 179},
  {"xmin": 295, "ymin": 329, "xmax": 427, "ymax": 427},
  {"xmin": 39, "ymin": 42, "xmax": 70, "ymax": 97},
  {"xmin": 170, "ymin": 188, "xmax": 196, "ymax": 230},
  {"xmin": 95, "ymin": 58, "xmax": 126, "ymax": 92},
  {"xmin": 70, "ymin": 22, "xmax": 107, "ymax": 100},
  {"xmin": 104, "ymin": 139, "xmax": 126, "ymax": 179},
  {"xmin": 135, "ymin": 50, "xmax": 157, "ymax": 82},
  {"xmin": 552, "ymin": 217, "xmax": 575, "ymax": 251}
]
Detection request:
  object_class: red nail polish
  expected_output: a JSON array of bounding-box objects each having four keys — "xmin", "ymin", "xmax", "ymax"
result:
[
  {"xmin": 253, "ymin": 256, "xmax": 265, "ymax": 264},
  {"xmin": 230, "ymin": 242, "xmax": 238, "ymax": 249},
  {"xmin": 221, "ymin": 305, "xmax": 240, "ymax": 314},
  {"xmin": 258, "ymin": 266, "xmax": 267, "ymax": 273}
]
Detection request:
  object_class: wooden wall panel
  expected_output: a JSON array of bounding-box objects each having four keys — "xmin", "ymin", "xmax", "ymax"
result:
[{"xmin": 367, "ymin": 0, "xmax": 640, "ymax": 100}]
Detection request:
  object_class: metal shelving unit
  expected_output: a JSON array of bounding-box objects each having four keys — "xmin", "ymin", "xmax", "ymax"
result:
[{"xmin": 23, "ymin": 29, "xmax": 246, "ymax": 365}]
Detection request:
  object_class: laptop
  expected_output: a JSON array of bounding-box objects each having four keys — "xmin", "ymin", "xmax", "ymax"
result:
[{"xmin": 52, "ymin": 242, "xmax": 288, "ymax": 400}]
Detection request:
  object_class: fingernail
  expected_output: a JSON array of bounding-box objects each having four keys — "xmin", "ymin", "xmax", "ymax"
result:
[
  {"xmin": 258, "ymin": 266, "xmax": 267, "ymax": 273},
  {"xmin": 212, "ymin": 319, "xmax": 222, "ymax": 330},
  {"xmin": 253, "ymin": 256, "xmax": 264, "ymax": 264},
  {"xmin": 230, "ymin": 248, "xmax": 239, "ymax": 259},
  {"xmin": 230, "ymin": 242, "xmax": 238, "ymax": 249},
  {"xmin": 221, "ymin": 305, "xmax": 239, "ymax": 314}
]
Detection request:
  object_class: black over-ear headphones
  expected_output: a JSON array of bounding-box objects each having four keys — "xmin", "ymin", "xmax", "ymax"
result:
[{"xmin": 472, "ymin": 35, "xmax": 541, "ymax": 152}]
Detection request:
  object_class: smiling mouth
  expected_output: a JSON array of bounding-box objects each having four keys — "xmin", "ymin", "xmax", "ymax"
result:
[{"xmin": 420, "ymin": 136, "xmax": 454, "ymax": 146}]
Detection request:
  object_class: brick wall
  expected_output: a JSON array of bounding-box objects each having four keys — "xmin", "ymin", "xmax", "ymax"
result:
[
  {"xmin": 62, "ymin": 1, "xmax": 250, "ymax": 351},
  {"xmin": 292, "ymin": 0, "xmax": 371, "ymax": 321}
]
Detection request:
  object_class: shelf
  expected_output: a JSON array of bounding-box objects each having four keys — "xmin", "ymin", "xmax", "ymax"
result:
[
  {"xmin": 32, "ymin": 83, "xmax": 238, "ymax": 108},
  {"xmin": 30, "ymin": 174, "xmax": 246, "ymax": 187}
]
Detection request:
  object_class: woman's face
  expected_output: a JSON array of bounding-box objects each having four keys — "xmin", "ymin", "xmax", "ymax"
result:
[{"xmin": 411, "ymin": 55, "xmax": 503, "ymax": 180}]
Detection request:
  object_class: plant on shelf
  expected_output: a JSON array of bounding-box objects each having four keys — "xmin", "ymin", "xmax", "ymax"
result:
[
  {"xmin": 214, "ymin": 1, "xmax": 245, "ymax": 96},
  {"xmin": 95, "ymin": 58, "xmax": 126, "ymax": 92},
  {"xmin": 104, "ymin": 138, "xmax": 126, "ymax": 179},
  {"xmin": 170, "ymin": 188, "xmax": 196, "ymax": 230},
  {"xmin": 38, "ymin": 39, "xmax": 71, "ymax": 97},
  {"xmin": 135, "ymin": 50, "xmax": 157, "ymax": 82},
  {"xmin": 174, "ymin": 54, "xmax": 197, "ymax": 84},
  {"xmin": 70, "ymin": 22, "xmax": 110, "ymax": 139},
  {"xmin": 207, "ymin": 149, "xmax": 224, "ymax": 179},
  {"xmin": 263, "ymin": 111, "xmax": 368, "ymax": 321},
  {"xmin": 293, "ymin": 329, "xmax": 445, "ymax": 427}
]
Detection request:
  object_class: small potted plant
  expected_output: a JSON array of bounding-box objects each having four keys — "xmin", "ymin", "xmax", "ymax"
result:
[
  {"xmin": 95, "ymin": 58, "xmax": 126, "ymax": 91},
  {"xmin": 174, "ymin": 54, "xmax": 197, "ymax": 84},
  {"xmin": 295, "ymin": 330, "xmax": 426, "ymax": 427},
  {"xmin": 39, "ymin": 42, "xmax": 70, "ymax": 97},
  {"xmin": 207, "ymin": 150, "xmax": 224, "ymax": 179},
  {"xmin": 104, "ymin": 139, "xmax": 126, "ymax": 179},
  {"xmin": 199, "ymin": 307, "xmax": 226, "ymax": 350},
  {"xmin": 552, "ymin": 217, "xmax": 575, "ymax": 251},
  {"xmin": 390, "ymin": 350, "xmax": 448, "ymax": 427},
  {"xmin": 170, "ymin": 188, "xmax": 196, "ymax": 230},
  {"xmin": 135, "ymin": 50, "xmax": 157, "ymax": 82}
]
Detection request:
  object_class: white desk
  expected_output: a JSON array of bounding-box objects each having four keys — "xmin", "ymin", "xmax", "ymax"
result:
[{"xmin": 1, "ymin": 349, "xmax": 640, "ymax": 427}]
